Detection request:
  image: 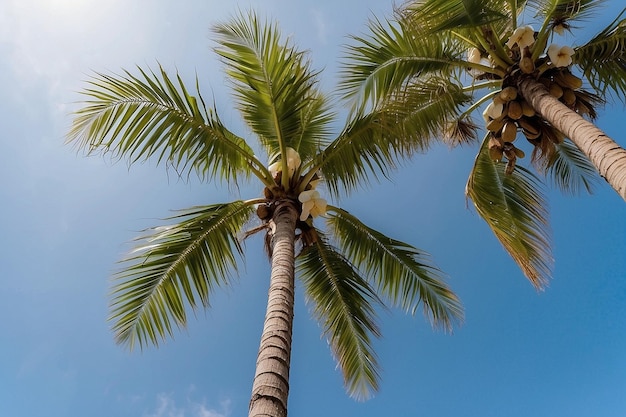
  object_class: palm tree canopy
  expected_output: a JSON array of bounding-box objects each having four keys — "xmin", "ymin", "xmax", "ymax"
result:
[
  {"xmin": 67, "ymin": 10, "xmax": 463, "ymax": 400},
  {"xmin": 341, "ymin": 0, "xmax": 626, "ymax": 288}
]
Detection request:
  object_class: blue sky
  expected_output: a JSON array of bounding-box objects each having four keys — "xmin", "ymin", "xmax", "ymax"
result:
[{"xmin": 1, "ymin": 1, "xmax": 625, "ymax": 416}]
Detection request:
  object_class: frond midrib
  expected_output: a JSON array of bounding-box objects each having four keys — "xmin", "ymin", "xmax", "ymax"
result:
[
  {"xmin": 314, "ymin": 240, "xmax": 370, "ymax": 363},
  {"xmin": 332, "ymin": 210, "xmax": 431, "ymax": 299},
  {"xmin": 119, "ymin": 202, "xmax": 253, "ymax": 340},
  {"xmin": 343, "ymin": 55, "xmax": 462, "ymax": 100},
  {"xmin": 314, "ymin": 112, "xmax": 386, "ymax": 174},
  {"xmin": 83, "ymin": 97, "xmax": 259, "ymax": 170},
  {"xmin": 260, "ymin": 54, "xmax": 291, "ymax": 189}
]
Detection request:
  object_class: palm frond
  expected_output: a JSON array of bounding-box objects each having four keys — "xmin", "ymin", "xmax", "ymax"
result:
[
  {"xmin": 404, "ymin": 0, "xmax": 509, "ymax": 32},
  {"xmin": 575, "ymin": 9, "xmax": 626, "ymax": 102},
  {"xmin": 314, "ymin": 110, "xmax": 406, "ymax": 198},
  {"xmin": 544, "ymin": 139, "xmax": 598, "ymax": 194},
  {"xmin": 318, "ymin": 78, "xmax": 473, "ymax": 198},
  {"xmin": 109, "ymin": 201, "xmax": 254, "ymax": 349},
  {"xmin": 213, "ymin": 10, "xmax": 332, "ymax": 161},
  {"xmin": 67, "ymin": 66, "xmax": 259, "ymax": 183},
  {"xmin": 297, "ymin": 232, "xmax": 382, "ymax": 400},
  {"xmin": 340, "ymin": 16, "xmax": 463, "ymax": 111},
  {"xmin": 528, "ymin": 0, "xmax": 602, "ymax": 27},
  {"xmin": 466, "ymin": 138, "xmax": 553, "ymax": 288},
  {"xmin": 327, "ymin": 208, "xmax": 464, "ymax": 331},
  {"xmin": 292, "ymin": 91, "xmax": 336, "ymax": 162},
  {"xmin": 386, "ymin": 76, "xmax": 477, "ymax": 143}
]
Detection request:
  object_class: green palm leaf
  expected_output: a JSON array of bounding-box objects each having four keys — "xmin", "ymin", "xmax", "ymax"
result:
[
  {"xmin": 317, "ymin": 78, "xmax": 473, "ymax": 198},
  {"xmin": 110, "ymin": 201, "xmax": 254, "ymax": 349},
  {"xmin": 543, "ymin": 139, "xmax": 599, "ymax": 194},
  {"xmin": 297, "ymin": 232, "xmax": 382, "ymax": 400},
  {"xmin": 67, "ymin": 66, "xmax": 259, "ymax": 183},
  {"xmin": 575, "ymin": 9, "xmax": 626, "ymax": 101},
  {"xmin": 385, "ymin": 76, "xmax": 477, "ymax": 143},
  {"xmin": 340, "ymin": 17, "xmax": 463, "ymax": 111},
  {"xmin": 466, "ymin": 138, "xmax": 553, "ymax": 288},
  {"xmin": 327, "ymin": 207, "xmax": 463, "ymax": 331},
  {"xmin": 213, "ymin": 11, "xmax": 332, "ymax": 162},
  {"xmin": 315, "ymin": 110, "xmax": 408, "ymax": 197},
  {"xmin": 292, "ymin": 91, "xmax": 336, "ymax": 162},
  {"xmin": 405, "ymin": 0, "xmax": 509, "ymax": 32},
  {"xmin": 528, "ymin": 0, "xmax": 601, "ymax": 25}
]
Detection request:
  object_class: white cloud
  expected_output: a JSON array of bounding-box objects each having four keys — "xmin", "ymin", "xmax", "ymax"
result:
[{"xmin": 144, "ymin": 392, "xmax": 230, "ymax": 417}]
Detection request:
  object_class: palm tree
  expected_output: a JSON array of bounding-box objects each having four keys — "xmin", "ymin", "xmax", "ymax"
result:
[
  {"xmin": 66, "ymin": 11, "xmax": 463, "ymax": 417},
  {"xmin": 341, "ymin": 0, "xmax": 626, "ymax": 288}
]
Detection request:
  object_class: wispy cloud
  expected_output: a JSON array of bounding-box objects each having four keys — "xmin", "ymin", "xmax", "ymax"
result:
[{"xmin": 144, "ymin": 392, "xmax": 231, "ymax": 417}]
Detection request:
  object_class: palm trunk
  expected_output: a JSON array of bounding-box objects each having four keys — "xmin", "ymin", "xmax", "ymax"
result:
[
  {"xmin": 518, "ymin": 77, "xmax": 626, "ymax": 201},
  {"xmin": 249, "ymin": 201, "xmax": 298, "ymax": 417}
]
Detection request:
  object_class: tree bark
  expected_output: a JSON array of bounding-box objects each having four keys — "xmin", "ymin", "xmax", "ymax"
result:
[
  {"xmin": 249, "ymin": 201, "xmax": 298, "ymax": 417},
  {"xmin": 518, "ymin": 77, "xmax": 626, "ymax": 201}
]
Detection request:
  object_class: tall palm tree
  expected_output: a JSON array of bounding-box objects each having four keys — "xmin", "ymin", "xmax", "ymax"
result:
[
  {"xmin": 341, "ymin": 0, "xmax": 626, "ymax": 288},
  {"xmin": 66, "ymin": 11, "xmax": 463, "ymax": 417}
]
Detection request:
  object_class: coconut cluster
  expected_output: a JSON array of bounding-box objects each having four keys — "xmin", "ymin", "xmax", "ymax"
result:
[{"xmin": 476, "ymin": 26, "xmax": 592, "ymax": 173}]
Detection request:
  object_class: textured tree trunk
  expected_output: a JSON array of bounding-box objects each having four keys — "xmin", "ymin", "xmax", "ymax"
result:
[
  {"xmin": 518, "ymin": 77, "xmax": 626, "ymax": 201},
  {"xmin": 248, "ymin": 201, "xmax": 298, "ymax": 417}
]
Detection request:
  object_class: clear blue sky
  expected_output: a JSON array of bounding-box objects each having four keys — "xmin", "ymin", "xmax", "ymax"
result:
[{"xmin": 1, "ymin": 1, "xmax": 625, "ymax": 416}]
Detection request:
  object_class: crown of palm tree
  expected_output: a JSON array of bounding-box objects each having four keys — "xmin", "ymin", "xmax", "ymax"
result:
[
  {"xmin": 67, "ymin": 10, "xmax": 463, "ymax": 402},
  {"xmin": 341, "ymin": 0, "xmax": 626, "ymax": 288}
]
